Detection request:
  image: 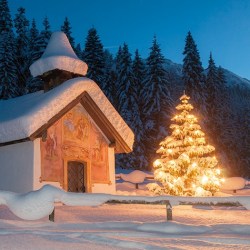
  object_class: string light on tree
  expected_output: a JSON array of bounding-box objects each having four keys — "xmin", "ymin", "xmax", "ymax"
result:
[{"xmin": 148, "ymin": 93, "xmax": 224, "ymax": 196}]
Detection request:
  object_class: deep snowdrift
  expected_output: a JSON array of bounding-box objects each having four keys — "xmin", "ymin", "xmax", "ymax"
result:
[{"xmin": 0, "ymin": 184, "xmax": 249, "ymax": 220}]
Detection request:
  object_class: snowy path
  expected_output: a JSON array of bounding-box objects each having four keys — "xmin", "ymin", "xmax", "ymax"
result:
[{"xmin": 0, "ymin": 204, "xmax": 249, "ymax": 250}]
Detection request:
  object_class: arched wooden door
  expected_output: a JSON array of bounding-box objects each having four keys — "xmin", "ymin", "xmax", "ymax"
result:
[{"xmin": 67, "ymin": 161, "xmax": 85, "ymax": 192}]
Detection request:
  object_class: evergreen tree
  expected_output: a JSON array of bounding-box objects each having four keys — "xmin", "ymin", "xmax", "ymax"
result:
[
  {"xmin": 148, "ymin": 94, "xmax": 223, "ymax": 196},
  {"xmin": 61, "ymin": 17, "xmax": 75, "ymax": 48},
  {"xmin": 109, "ymin": 46, "xmax": 123, "ymax": 108},
  {"xmin": 130, "ymin": 49, "xmax": 148, "ymax": 168},
  {"xmin": 26, "ymin": 19, "xmax": 43, "ymax": 93},
  {"xmin": 0, "ymin": 0, "xmax": 19, "ymax": 99},
  {"xmin": 210, "ymin": 66, "xmax": 232, "ymax": 169},
  {"xmin": 182, "ymin": 31, "xmax": 205, "ymax": 112},
  {"xmin": 83, "ymin": 27, "xmax": 105, "ymax": 89},
  {"xmin": 206, "ymin": 53, "xmax": 218, "ymax": 118},
  {"xmin": 29, "ymin": 19, "xmax": 39, "ymax": 62},
  {"xmin": 74, "ymin": 43, "xmax": 82, "ymax": 59},
  {"xmin": 31, "ymin": 17, "xmax": 51, "ymax": 61},
  {"xmin": 14, "ymin": 7, "xmax": 30, "ymax": 94},
  {"xmin": 213, "ymin": 66, "xmax": 231, "ymax": 137},
  {"xmin": 42, "ymin": 16, "xmax": 51, "ymax": 41},
  {"xmin": 132, "ymin": 49, "xmax": 146, "ymax": 108},
  {"xmin": 141, "ymin": 36, "xmax": 172, "ymax": 166},
  {"xmin": 0, "ymin": 31, "xmax": 19, "ymax": 99},
  {"xmin": 102, "ymin": 49, "xmax": 116, "ymax": 104},
  {"xmin": 115, "ymin": 44, "xmax": 143, "ymax": 169},
  {"xmin": 0, "ymin": 0, "xmax": 13, "ymax": 33},
  {"xmin": 26, "ymin": 17, "xmax": 51, "ymax": 93},
  {"xmin": 115, "ymin": 46, "xmax": 123, "ymax": 72}
]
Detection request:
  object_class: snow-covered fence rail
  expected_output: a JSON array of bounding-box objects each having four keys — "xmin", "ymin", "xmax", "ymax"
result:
[{"xmin": 0, "ymin": 185, "xmax": 249, "ymax": 221}]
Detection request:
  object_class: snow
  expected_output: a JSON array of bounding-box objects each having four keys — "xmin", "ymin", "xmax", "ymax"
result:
[
  {"xmin": 0, "ymin": 182, "xmax": 250, "ymax": 249},
  {"xmin": 220, "ymin": 177, "xmax": 247, "ymax": 191},
  {"xmin": 30, "ymin": 31, "xmax": 88, "ymax": 77},
  {"xmin": 0, "ymin": 182, "xmax": 250, "ymax": 221},
  {"xmin": 0, "ymin": 77, "xmax": 134, "ymax": 151},
  {"xmin": 120, "ymin": 170, "xmax": 147, "ymax": 183}
]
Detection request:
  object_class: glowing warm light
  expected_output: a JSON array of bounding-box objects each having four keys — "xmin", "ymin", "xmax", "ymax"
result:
[
  {"xmin": 201, "ymin": 175, "xmax": 208, "ymax": 184},
  {"xmin": 149, "ymin": 93, "xmax": 224, "ymax": 197},
  {"xmin": 153, "ymin": 159, "xmax": 161, "ymax": 167},
  {"xmin": 195, "ymin": 187, "xmax": 205, "ymax": 196},
  {"xmin": 214, "ymin": 180, "xmax": 220, "ymax": 186},
  {"xmin": 221, "ymin": 178, "xmax": 225, "ymax": 183},
  {"xmin": 191, "ymin": 162, "xmax": 197, "ymax": 168},
  {"xmin": 216, "ymin": 169, "xmax": 221, "ymax": 175},
  {"xmin": 158, "ymin": 171, "xmax": 164, "ymax": 178}
]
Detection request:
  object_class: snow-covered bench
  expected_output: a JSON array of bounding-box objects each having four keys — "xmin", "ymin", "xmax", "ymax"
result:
[
  {"xmin": 117, "ymin": 170, "xmax": 153, "ymax": 189},
  {"xmin": 220, "ymin": 177, "xmax": 247, "ymax": 193}
]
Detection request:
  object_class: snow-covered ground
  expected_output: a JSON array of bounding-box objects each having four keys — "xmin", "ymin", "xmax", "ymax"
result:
[{"xmin": 0, "ymin": 178, "xmax": 250, "ymax": 249}]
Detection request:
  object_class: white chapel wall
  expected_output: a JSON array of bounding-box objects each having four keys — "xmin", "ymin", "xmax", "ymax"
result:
[{"xmin": 0, "ymin": 141, "xmax": 34, "ymax": 193}]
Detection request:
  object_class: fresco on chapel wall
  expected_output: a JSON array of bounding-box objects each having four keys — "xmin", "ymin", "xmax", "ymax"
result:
[
  {"xmin": 62, "ymin": 104, "xmax": 109, "ymax": 183},
  {"xmin": 40, "ymin": 120, "xmax": 63, "ymax": 183}
]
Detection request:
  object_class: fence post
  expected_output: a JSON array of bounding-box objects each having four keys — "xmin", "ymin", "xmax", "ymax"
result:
[
  {"xmin": 166, "ymin": 201, "xmax": 172, "ymax": 221},
  {"xmin": 49, "ymin": 208, "xmax": 55, "ymax": 222}
]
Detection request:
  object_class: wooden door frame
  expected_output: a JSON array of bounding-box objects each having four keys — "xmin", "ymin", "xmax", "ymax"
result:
[{"xmin": 63, "ymin": 158, "xmax": 92, "ymax": 193}]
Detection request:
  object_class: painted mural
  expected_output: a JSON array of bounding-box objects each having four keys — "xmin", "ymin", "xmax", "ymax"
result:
[
  {"xmin": 62, "ymin": 104, "xmax": 109, "ymax": 183},
  {"xmin": 40, "ymin": 120, "xmax": 63, "ymax": 183},
  {"xmin": 40, "ymin": 104, "xmax": 110, "ymax": 186}
]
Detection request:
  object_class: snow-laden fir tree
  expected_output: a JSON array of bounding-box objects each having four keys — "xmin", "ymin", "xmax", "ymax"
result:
[
  {"xmin": 61, "ymin": 17, "xmax": 75, "ymax": 49},
  {"xmin": 0, "ymin": 31, "xmax": 19, "ymax": 99},
  {"xmin": 148, "ymin": 93, "xmax": 223, "ymax": 196},
  {"xmin": 102, "ymin": 49, "xmax": 116, "ymax": 105},
  {"xmin": 132, "ymin": 49, "xmax": 146, "ymax": 109},
  {"xmin": 14, "ymin": 7, "xmax": 30, "ymax": 94},
  {"xmin": 0, "ymin": 0, "xmax": 19, "ymax": 99},
  {"xmin": 142, "ymin": 36, "xmax": 173, "ymax": 166},
  {"xmin": 115, "ymin": 44, "xmax": 137, "ymax": 126},
  {"xmin": 0, "ymin": 0, "xmax": 13, "ymax": 33},
  {"xmin": 131, "ymin": 49, "xmax": 148, "ymax": 168},
  {"xmin": 83, "ymin": 27, "xmax": 105, "ymax": 89},
  {"xmin": 26, "ymin": 19, "xmax": 44, "ymax": 93},
  {"xmin": 183, "ymin": 31, "xmax": 205, "ymax": 112},
  {"xmin": 115, "ymin": 44, "xmax": 143, "ymax": 169},
  {"xmin": 31, "ymin": 17, "xmax": 51, "ymax": 62},
  {"xmin": 29, "ymin": 19, "xmax": 39, "ymax": 61},
  {"xmin": 215, "ymin": 66, "xmax": 231, "ymax": 140},
  {"xmin": 74, "ymin": 43, "xmax": 82, "ymax": 59}
]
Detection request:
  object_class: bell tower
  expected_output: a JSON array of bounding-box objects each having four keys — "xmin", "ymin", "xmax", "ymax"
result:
[{"xmin": 29, "ymin": 31, "xmax": 88, "ymax": 92}]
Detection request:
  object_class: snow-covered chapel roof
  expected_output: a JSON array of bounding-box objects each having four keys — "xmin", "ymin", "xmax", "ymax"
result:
[
  {"xmin": 29, "ymin": 31, "xmax": 88, "ymax": 77},
  {"xmin": 0, "ymin": 78, "xmax": 134, "ymax": 153}
]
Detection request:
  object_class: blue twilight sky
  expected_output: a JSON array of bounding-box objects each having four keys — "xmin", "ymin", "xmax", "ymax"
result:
[{"xmin": 8, "ymin": 0, "xmax": 250, "ymax": 79}]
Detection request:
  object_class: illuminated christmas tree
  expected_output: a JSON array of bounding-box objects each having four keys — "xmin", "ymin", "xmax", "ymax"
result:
[{"xmin": 148, "ymin": 93, "xmax": 224, "ymax": 196}]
